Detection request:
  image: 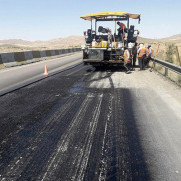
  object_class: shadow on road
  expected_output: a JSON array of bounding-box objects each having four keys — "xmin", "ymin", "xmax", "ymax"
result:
[{"xmin": 123, "ymin": 89, "xmax": 150, "ymax": 180}]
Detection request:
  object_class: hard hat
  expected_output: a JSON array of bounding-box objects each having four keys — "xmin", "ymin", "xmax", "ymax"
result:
[
  {"xmin": 128, "ymin": 42, "xmax": 133, "ymax": 48},
  {"xmin": 139, "ymin": 44, "xmax": 144, "ymax": 48},
  {"xmin": 148, "ymin": 44, "xmax": 151, "ymax": 48}
]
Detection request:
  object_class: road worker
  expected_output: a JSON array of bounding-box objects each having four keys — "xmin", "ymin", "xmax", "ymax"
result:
[
  {"xmin": 117, "ymin": 22, "xmax": 128, "ymax": 41},
  {"xmin": 137, "ymin": 44, "xmax": 147, "ymax": 70},
  {"xmin": 145, "ymin": 44, "xmax": 154, "ymax": 67},
  {"xmin": 132, "ymin": 42, "xmax": 138, "ymax": 67},
  {"xmin": 123, "ymin": 47, "xmax": 131, "ymax": 73}
]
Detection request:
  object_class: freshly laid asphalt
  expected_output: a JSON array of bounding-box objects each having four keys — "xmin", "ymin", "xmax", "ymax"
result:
[{"xmin": 0, "ymin": 57, "xmax": 181, "ymax": 181}]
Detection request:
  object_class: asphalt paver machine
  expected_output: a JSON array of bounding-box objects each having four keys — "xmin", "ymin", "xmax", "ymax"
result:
[{"xmin": 80, "ymin": 12, "xmax": 141, "ymax": 67}]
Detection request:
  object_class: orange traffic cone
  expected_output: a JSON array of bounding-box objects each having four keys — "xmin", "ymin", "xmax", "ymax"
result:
[{"xmin": 44, "ymin": 65, "xmax": 49, "ymax": 76}]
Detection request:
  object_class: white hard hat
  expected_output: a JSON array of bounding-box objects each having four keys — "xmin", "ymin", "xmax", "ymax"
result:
[
  {"xmin": 139, "ymin": 44, "xmax": 143, "ymax": 48},
  {"xmin": 128, "ymin": 42, "xmax": 133, "ymax": 48}
]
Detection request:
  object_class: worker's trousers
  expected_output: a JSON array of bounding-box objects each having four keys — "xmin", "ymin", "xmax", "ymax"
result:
[
  {"xmin": 133, "ymin": 54, "xmax": 137, "ymax": 67},
  {"xmin": 144, "ymin": 57, "xmax": 151, "ymax": 67},
  {"xmin": 138, "ymin": 56, "xmax": 145, "ymax": 70},
  {"xmin": 124, "ymin": 62, "xmax": 131, "ymax": 71}
]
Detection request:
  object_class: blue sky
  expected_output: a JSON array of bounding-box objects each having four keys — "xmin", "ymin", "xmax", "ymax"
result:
[{"xmin": 0, "ymin": 0, "xmax": 180, "ymax": 41}]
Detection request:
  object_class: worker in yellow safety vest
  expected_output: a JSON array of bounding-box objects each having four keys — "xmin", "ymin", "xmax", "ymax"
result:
[
  {"xmin": 137, "ymin": 44, "xmax": 147, "ymax": 70},
  {"xmin": 124, "ymin": 47, "xmax": 131, "ymax": 73},
  {"xmin": 145, "ymin": 44, "xmax": 154, "ymax": 67}
]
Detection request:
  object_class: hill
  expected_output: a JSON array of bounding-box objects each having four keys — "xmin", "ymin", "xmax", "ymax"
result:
[
  {"xmin": 0, "ymin": 39, "xmax": 32, "ymax": 45},
  {"xmin": 0, "ymin": 34, "xmax": 180, "ymax": 53},
  {"xmin": 137, "ymin": 37, "xmax": 157, "ymax": 43},
  {"xmin": 160, "ymin": 34, "xmax": 181, "ymax": 42},
  {"xmin": 0, "ymin": 36, "xmax": 85, "ymax": 48},
  {"xmin": 137, "ymin": 34, "xmax": 181, "ymax": 43},
  {"xmin": 0, "ymin": 36, "xmax": 85, "ymax": 53}
]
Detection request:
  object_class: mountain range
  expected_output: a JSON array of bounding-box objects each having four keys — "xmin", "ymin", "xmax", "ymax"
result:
[
  {"xmin": 0, "ymin": 34, "xmax": 181, "ymax": 46},
  {"xmin": 0, "ymin": 34, "xmax": 180, "ymax": 53}
]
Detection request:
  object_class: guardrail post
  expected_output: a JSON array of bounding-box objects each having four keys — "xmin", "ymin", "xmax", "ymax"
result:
[
  {"xmin": 165, "ymin": 68, "xmax": 168, "ymax": 77},
  {"xmin": 153, "ymin": 59, "xmax": 155, "ymax": 70},
  {"xmin": 176, "ymin": 46, "xmax": 181, "ymax": 66}
]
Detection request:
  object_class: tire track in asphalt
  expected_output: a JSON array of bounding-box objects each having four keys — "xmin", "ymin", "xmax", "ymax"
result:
[
  {"xmin": 70, "ymin": 94, "xmax": 103, "ymax": 181},
  {"xmin": 93, "ymin": 88, "xmax": 132, "ymax": 180},
  {"xmin": 40, "ymin": 93, "xmax": 96, "ymax": 180},
  {"xmin": 98, "ymin": 95, "xmax": 113, "ymax": 181}
]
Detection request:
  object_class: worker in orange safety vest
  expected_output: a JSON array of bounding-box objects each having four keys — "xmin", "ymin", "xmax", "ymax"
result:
[
  {"xmin": 117, "ymin": 22, "xmax": 128, "ymax": 41},
  {"xmin": 124, "ymin": 47, "xmax": 131, "ymax": 73},
  {"xmin": 137, "ymin": 44, "xmax": 147, "ymax": 70},
  {"xmin": 145, "ymin": 44, "xmax": 154, "ymax": 67}
]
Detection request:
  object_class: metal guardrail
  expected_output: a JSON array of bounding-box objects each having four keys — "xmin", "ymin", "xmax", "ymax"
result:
[{"xmin": 151, "ymin": 58, "xmax": 181, "ymax": 76}]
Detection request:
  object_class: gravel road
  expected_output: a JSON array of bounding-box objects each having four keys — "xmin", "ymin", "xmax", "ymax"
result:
[{"xmin": 0, "ymin": 62, "xmax": 181, "ymax": 181}]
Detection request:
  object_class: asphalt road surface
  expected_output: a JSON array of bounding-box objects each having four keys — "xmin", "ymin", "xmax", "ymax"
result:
[
  {"xmin": 0, "ymin": 59, "xmax": 181, "ymax": 181},
  {"xmin": 0, "ymin": 52, "xmax": 82, "ymax": 96}
]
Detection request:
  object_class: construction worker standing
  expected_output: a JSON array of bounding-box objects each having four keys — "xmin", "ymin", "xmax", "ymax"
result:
[
  {"xmin": 117, "ymin": 22, "xmax": 128, "ymax": 40},
  {"xmin": 137, "ymin": 44, "xmax": 147, "ymax": 70},
  {"xmin": 145, "ymin": 44, "xmax": 154, "ymax": 67},
  {"xmin": 124, "ymin": 47, "xmax": 131, "ymax": 73},
  {"xmin": 132, "ymin": 42, "xmax": 138, "ymax": 67}
]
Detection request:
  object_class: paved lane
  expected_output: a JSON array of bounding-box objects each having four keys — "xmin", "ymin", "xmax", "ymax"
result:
[
  {"xmin": 0, "ymin": 64, "xmax": 181, "ymax": 180},
  {"xmin": 0, "ymin": 52, "xmax": 82, "ymax": 95}
]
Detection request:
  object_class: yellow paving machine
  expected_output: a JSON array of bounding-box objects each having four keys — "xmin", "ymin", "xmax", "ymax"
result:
[{"xmin": 80, "ymin": 12, "xmax": 141, "ymax": 67}]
